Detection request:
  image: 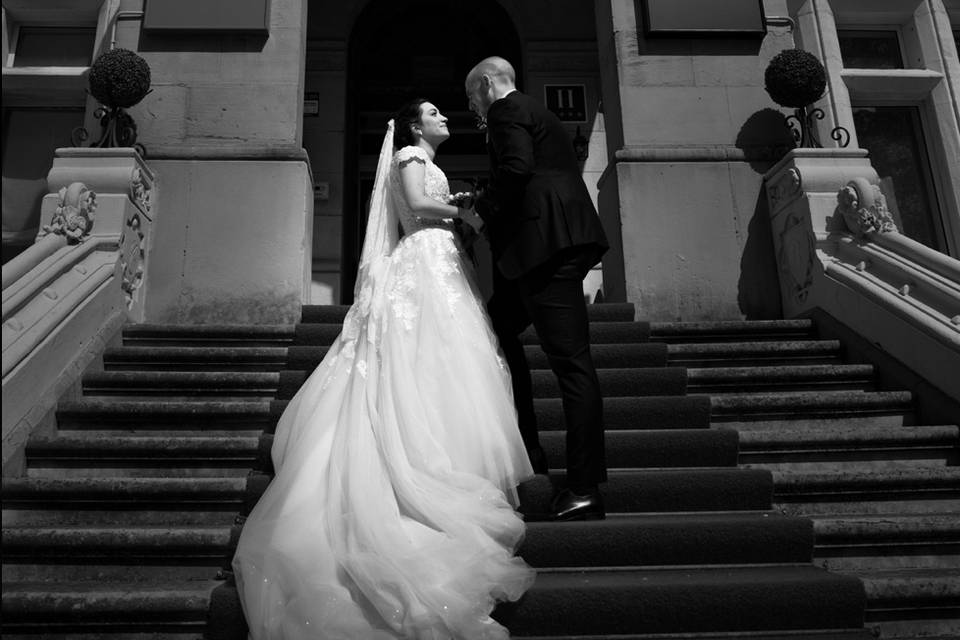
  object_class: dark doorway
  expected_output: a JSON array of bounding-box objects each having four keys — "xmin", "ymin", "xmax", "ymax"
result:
[{"xmin": 342, "ymin": 0, "xmax": 521, "ymax": 301}]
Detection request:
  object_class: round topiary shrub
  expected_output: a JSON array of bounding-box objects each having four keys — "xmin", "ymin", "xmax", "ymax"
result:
[
  {"xmin": 88, "ymin": 48, "xmax": 151, "ymax": 109},
  {"xmin": 764, "ymin": 49, "xmax": 826, "ymax": 109}
]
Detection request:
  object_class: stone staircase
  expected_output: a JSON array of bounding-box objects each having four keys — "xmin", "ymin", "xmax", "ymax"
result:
[{"xmin": 2, "ymin": 302, "xmax": 956, "ymax": 638}]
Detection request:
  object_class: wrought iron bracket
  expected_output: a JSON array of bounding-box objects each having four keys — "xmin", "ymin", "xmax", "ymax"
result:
[{"xmin": 785, "ymin": 106, "xmax": 850, "ymax": 149}]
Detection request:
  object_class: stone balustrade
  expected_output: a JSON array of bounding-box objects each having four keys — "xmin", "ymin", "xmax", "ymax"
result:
[
  {"xmin": 1, "ymin": 148, "xmax": 155, "ymax": 475},
  {"xmin": 764, "ymin": 149, "xmax": 960, "ymax": 402}
]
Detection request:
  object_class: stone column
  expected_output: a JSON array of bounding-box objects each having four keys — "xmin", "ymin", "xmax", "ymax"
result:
[
  {"xmin": 594, "ymin": 0, "xmax": 794, "ymax": 320},
  {"xmin": 112, "ymin": 0, "xmax": 313, "ymax": 324}
]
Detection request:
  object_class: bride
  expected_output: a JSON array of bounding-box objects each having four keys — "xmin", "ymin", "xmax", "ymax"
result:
[{"xmin": 231, "ymin": 98, "xmax": 536, "ymax": 639}]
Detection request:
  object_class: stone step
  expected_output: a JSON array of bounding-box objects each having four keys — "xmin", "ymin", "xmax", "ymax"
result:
[
  {"xmin": 520, "ymin": 512, "xmax": 813, "ymax": 567},
  {"xmin": 1, "ymin": 525, "xmax": 236, "ymax": 581},
  {"xmin": 285, "ymin": 341, "xmax": 670, "ymax": 371},
  {"xmin": 81, "ymin": 371, "xmax": 280, "ymax": 399},
  {"xmin": 516, "ymin": 468, "xmax": 772, "ymax": 516},
  {"xmin": 2, "ymin": 468, "xmax": 770, "ymax": 527},
  {"xmin": 858, "ymin": 568, "xmax": 960, "ymax": 638},
  {"xmin": 814, "ymin": 514, "xmax": 960, "ymax": 571},
  {"xmin": 1, "ymin": 477, "xmax": 250, "ymax": 524},
  {"xmin": 102, "ymin": 342, "xmax": 672, "ymax": 372},
  {"xmin": 24, "ymin": 435, "xmax": 265, "ymax": 478},
  {"xmin": 650, "ymin": 319, "xmax": 817, "ymax": 343},
  {"xmin": 80, "ymin": 367, "xmax": 689, "ymax": 400},
  {"xmin": 774, "ymin": 467, "xmax": 960, "ymax": 516},
  {"xmin": 0, "ymin": 580, "xmax": 231, "ymax": 633},
  {"xmin": 514, "ymin": 631, "xmax": 874, "ymax": 640},
  {"xmin": 54, "ymin": 399, "xmax": 276, "ymax": 436},
  {"xmin": 272, "ymin": 367, "xmax": 688, "ymax": 401},
  {"xmin": 30, "ymin": 429, "xmax": 735, "ymax": 479},
  {"xmin": 102, "ymin": 346, "xmax": 289, "ymax": 371},
  {"xmin": 293, "ymin": 320, "xmax": 651, "ymax": 346},
  {"xmin": 1, "ymin": 507, "xmax": 239, "ymax": 528},
  {"xmin": 540, "ymin": 429, "xmax": 738, "ymax": 469},
  {"xmin": 668, "ymin": 340, "xmax": 842, "ymax": 367},
  {"xmin": 253, "ymin": 429, "xmax": 735, "ymax": 475},
  {"xmin": 122, "ymin": 324, "xmax": 294, "ymax": 347},
  {"xmin": 549, "ymin": 395, "xmax": 711, "ymax": 430},
  {"xmin": 737, "ymin": 425, "xmax": 960, "ymax": 471},
  {"xmin": 711, "ymin": 391, "xmax": 914, "ymax": 430},
  {"xmin": 301, "ymin": 301, "xmax": 637, "ymax": 324},
  {"xmin": 492, "ymin": 565, "xmax": 865, "ymax": 636},
  {"xmin": 53, "ymin": 396, "xmax": 714, "ymax": 434},
  {"xmin": 687, "ymin": 364, "xmax": 876, "ymax": 393}
]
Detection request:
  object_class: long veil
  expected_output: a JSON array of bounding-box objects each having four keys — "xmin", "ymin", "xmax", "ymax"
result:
[{"xmin": 355, "ymin": 119, "xmax": 398, "ymax": 299}]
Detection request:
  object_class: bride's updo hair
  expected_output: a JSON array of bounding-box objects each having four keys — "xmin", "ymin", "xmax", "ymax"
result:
[{"xmin": 393, "ymin": 98, "xmax": 429, "ymax": 150}]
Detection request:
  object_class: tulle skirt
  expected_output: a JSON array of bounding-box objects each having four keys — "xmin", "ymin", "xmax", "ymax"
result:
[{"xmin": 232, "ymin": 228, "xmax": 536, "ymax": 639}]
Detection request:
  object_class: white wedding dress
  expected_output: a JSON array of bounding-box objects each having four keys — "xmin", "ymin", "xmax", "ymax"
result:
[{"xmin": 232, "ymin": 132, "xmax": 536, "ymax": 639}]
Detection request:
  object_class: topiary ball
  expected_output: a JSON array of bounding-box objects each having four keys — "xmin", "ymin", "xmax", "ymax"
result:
[
  {"xmin": 88, "ymin": 48, "xmax": 151, "ymax": 109},
  {"xmin": 764, "ymin": 49, "xmax": 826, "ymax": 109}
]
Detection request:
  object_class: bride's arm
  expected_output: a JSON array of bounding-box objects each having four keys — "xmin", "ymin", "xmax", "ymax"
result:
[{"xmin": 398, "ymin": 158, "xmax": 469, "ymax": 220}]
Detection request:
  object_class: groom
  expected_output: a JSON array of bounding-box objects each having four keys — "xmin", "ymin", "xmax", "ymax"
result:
[{"xmin": 464, "ymin": 56, "xmax": 609, "ymax": 521}]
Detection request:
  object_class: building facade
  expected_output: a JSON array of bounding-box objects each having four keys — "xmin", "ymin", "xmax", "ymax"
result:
[{"xmin": 3, "ymin": 0, "xmax": 959, "ymax": 323}]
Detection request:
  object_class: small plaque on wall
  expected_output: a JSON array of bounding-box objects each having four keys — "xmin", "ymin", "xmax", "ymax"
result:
[
  {"xmin": 544, "ymin": 85, "xmax": 587, "ymax": 123},
  {"xmin": 144, "ymin": 0, "xmax": 270, "ymax": 34},
  {"xmin": 641, "ymin": 0, "xmax": 766, "ymax": 36},
  {"xmin": 304, "ymin": 92, "xmax": 320, "ymax": 117}
]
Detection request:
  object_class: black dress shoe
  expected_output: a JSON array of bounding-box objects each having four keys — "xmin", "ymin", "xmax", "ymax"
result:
[
  {"xmin": 550, "ymin": 488, "xmax": 605, "ymax": 521},
  {"xmin": 527, "ymin": 445, "xmax": 549, "ymax": 475}
]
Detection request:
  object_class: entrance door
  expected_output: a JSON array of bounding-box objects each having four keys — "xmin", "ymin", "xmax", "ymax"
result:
[{"xmin": 343, "ymin": 0, "xmax": 521, "ymax": 302}]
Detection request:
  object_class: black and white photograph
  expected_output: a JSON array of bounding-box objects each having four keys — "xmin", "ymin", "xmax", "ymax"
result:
[{"xmin": 2, "ymin": 1, "xmax": 959, "ymax": 638}]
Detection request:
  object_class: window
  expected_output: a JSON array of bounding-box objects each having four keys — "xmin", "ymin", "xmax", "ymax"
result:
[
  {"xmin": 837, "ymin": 30, "xmax": 903, "ymax": 69},
  {"xmin": 852, "ymin": 106, "xmax": 945, "ymax": 252},
  {"xmin": 11, "ymin": 26, "xmax": 97, "ymax": 67}
]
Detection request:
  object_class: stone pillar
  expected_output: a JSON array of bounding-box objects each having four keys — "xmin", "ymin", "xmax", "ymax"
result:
[
  {"xmin": 110, "ymin": 0, "xmax": 312, "ymax": 324},
  {"xmin": 45, "ymin": 148, "xmax": 156, "ymax": 321},
  {"xmin": 762, "ymin": 148, "xmax": 875, "ymax": 317},
  {"xmin": 594, "ymin": 0, "xmax": 794, "ymax": 320}
]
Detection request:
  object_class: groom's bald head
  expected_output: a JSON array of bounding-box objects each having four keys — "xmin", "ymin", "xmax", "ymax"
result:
[
  {"xmin": 466, "ymin": 56, "xmax": 516, "ymax": 88},
  {"xmin": 465, "ymin": 57, "xmax": 517, "ymax": 118}
]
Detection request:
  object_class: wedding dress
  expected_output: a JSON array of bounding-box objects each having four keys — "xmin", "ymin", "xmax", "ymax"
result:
[{"xmin": 232, "ymin": 121, "xmax": 535, "ymax": 639}]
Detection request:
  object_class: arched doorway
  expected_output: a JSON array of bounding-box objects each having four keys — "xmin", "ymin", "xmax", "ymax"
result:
[{"xmin": 342, "ymin": 0, "xmax": 521, "ymax": 301}]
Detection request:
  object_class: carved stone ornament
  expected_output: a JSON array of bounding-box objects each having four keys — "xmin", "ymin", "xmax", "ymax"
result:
[
  {"xmin": 779, "ymin": 211, "xmax": 816, "ymax": 303},
  {"xmin": 767, "ymin": 167, "xmax": 802, "ymax": 211},
  {"xmin": 130, "ymin": 166, "xmax": 152, "ymax": 216},
  {"xmin": 37, "ymin": 182, "xmax": 97, "ymax": 243},
  {"xmin": 836, "ymin": 181, "xmax": 898, "ymax": 238},
  {"xmin": 118, "ymin": 210, "xmax": 146, "ymax": 308}
]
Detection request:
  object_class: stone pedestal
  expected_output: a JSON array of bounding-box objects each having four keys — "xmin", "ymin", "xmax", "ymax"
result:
[{"xmin": 763, "ymin": 148, "xmax": 874, "ymax": 318}]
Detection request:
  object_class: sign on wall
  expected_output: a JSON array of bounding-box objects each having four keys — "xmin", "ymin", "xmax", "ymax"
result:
[
  {"xmin": 640, "ymin": 0, "xmax": 766, "ymax": 36},
  {"xmin": 144, "ymin": 0, "xmax": 270, "ymax": 34},
  {"xmin": 544, "ymin": 85, "xmax": 587, "ymax": 123},
  {"xmin": 304, "ymin": 92, "xmax": 320, "ymax": 117}
]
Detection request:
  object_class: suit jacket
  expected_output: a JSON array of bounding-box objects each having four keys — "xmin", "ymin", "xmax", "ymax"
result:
[{"xmin": 476, "ymin": 90, "xmax": 608, "ymax": 280}]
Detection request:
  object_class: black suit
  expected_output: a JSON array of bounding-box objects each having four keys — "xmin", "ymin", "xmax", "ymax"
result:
[{"xmin": 477, "ymin": 90, "xmax": 609, "ymax": 488}]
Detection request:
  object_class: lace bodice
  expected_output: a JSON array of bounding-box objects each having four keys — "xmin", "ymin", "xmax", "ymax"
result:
[{"xmin": 389, "ymin": 145, "xmax": 453, "ymax": 235}]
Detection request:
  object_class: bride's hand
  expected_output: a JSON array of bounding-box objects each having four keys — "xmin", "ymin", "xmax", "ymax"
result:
[{"xmin": 447, "ymin": 191, "xmax": 476, "ymax": 209}]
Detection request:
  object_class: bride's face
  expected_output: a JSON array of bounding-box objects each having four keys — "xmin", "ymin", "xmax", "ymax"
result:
[{"xmin": 417, "ymin": 102, "xmax": 450, "ymax": 145}]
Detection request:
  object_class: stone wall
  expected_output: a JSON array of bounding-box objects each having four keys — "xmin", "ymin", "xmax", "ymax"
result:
[
  {"xmin": 106, "ymin": 0, "xmax": 313, "ymax": 323},
  {"xmin": 597, "ymin": 0, "xmax": 792, "ymax": 320}
]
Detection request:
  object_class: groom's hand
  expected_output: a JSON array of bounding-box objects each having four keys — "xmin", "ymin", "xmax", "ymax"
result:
[{"xmin": 461, "ymin": 207, "xmax": 485, "ymax": 233}]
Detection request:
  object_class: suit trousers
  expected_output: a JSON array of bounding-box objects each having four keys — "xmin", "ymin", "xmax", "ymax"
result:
[{"xmin": 488, "ymin": 247, "xmax": 607, "ymax": 488}]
